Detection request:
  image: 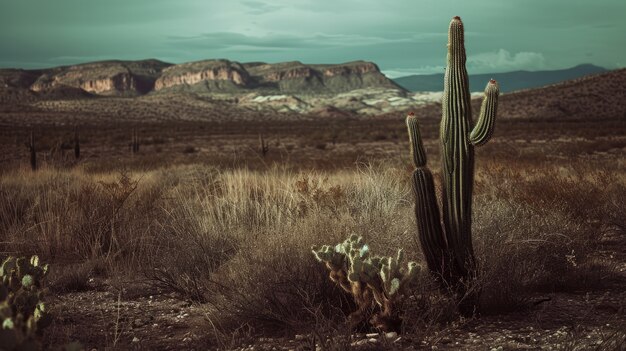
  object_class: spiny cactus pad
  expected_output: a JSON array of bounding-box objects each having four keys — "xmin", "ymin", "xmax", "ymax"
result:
[{"xmin": 0, "ymin": 255, "xmax": 51, "ymax": 350}]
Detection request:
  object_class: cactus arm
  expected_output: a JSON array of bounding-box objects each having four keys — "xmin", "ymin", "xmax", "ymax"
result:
[
  {"xmin": 411, "ymin": 169, "xmax": 449, "ymax": 280},
  {"xmin": 470, "ymin": 80, "xmax": 500, "ymax": 146},
  {"xmin": 406, "ymin": 113, "xmax": 449, "ymax": 280},
  {"xmin": 406, "ymin": 112, "xmax": 427, "ymax": 167}
]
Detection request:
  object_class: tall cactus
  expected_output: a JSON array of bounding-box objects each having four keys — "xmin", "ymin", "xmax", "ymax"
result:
[
  {"xmin": 74, "ymin": 128, "xmax": 80, "ymax": 159},
  {"xmin": 407, "ymin": 16, "xmax": 499, "ymax": 315},
  {"xmin": 131, "ymin": 128, "xmax": 139, "ymax": 155},
  {"xmin": 25, "ymin": 130, "xmax": 36, "ymax": 171},
  {"xmin": 259, "ymin": 133, "xmax": 269, "ymax": 158}
]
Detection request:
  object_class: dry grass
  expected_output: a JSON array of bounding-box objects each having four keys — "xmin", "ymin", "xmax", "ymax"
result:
[{"xmin": 1, "ymin": 152, "xmax": 622, "ymax": 341}]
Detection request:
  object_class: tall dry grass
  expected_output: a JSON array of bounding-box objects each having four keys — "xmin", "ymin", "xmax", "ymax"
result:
[{"xmin": 0, "ymin": 157, "xmax": 623, "ymax": 337}]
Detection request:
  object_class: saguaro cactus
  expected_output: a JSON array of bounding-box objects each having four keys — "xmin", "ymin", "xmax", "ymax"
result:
[
  {"xmin": 407, "ymin": 16, "xmax": 499, "ymax": 315},
  {"xmin": 74, "ymin": 128, "xmax": 80, "ymax": 159},
  {"xmin": 25, "ymin": 131, "xmax": 36, "ymax": 171},
  {"xmin": 131, "ymin": 128, "xmax": 139, "ymax": 155},
  {"xmin": 259, "ymin": 133, "xmax": 269, "ymax": 157}
]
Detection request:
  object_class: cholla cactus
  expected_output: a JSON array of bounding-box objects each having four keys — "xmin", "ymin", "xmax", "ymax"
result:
[
  {"xmin": 312, "ymin": 235, "xmax": 421, "ymax": 331},
  {"xmin": 0, "ymin": 255, "xmax": 52, "ymax": 350}
]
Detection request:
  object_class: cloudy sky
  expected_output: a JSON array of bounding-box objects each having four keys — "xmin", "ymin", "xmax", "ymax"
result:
[{"xmin": 0, "ymin": 0, "xmax": 623, "ymax": 77}]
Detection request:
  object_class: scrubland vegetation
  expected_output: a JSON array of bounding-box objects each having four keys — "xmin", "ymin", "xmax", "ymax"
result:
[{"xmin": 0, "ymin": 134, "xmax": 624, "ymax": 348}]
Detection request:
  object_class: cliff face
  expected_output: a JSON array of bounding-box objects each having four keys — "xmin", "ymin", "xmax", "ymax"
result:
[
  {"xmin": 0, "ymin": 58, "xmax": 404, "ymax": 97},
  {"xmin": 318, "ymin": 61, "xmax": 379, "ymax": 77},
  {"xmin": 154, "ymin": 60, "xmax": 250, "ymax": 90},
  {"xmin": 12, "ymin": 60, "xmax": 170, "ymax": 96},
  {"xmin": 31, "ymin": 72, "xmax": 140, "ymax": 94},
  {"xmin": 137, "ymin": 59, "xmax": 401, "ymax": 94},
  {"xmin": 238, "ymin": 60, "xmax": 399, "ymax": 93}
]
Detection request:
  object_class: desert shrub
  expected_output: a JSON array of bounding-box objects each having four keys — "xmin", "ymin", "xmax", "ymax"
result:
[
  {"xmin": 0, "ymin": 168, "xmax": 162, "ymax": 273},
  {"xmin": 182, "ymin": 146, "xmax": 197, "ymax": 154},
  {"xmin": 315, "ymin": 143, "xmax": 327, "ymax": 150},
  {"xmin": 473, "ymin": 161, "xmax": 623, "ymax": 313},
  {"xmin": 141, "ymin": 164, "xmax": 413, "ymax": 335},
  {"xmin": 48, "ymin": 261, "xmax": 98, "ymax": 293}
]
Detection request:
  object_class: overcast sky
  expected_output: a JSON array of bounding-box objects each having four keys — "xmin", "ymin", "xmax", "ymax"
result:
[{"xmin": 0, "ymin": 0, "xmax": 623, "ymax": 77}]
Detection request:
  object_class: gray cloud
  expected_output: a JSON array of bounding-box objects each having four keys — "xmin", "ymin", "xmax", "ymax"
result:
[
  {"xmin": 167, "ymin": 32, "xmax": 417, "ymax": 51},
  {"xmin": 468, "ymin": 49, "xmax": 546, "ymax": 73},
  {"xmin": 241, "ymin": 0, "xmax": 282, "ymax": 14},
  {"xmin": 0, "ymin": 0, "xmax": 623, "ymax": 73}
]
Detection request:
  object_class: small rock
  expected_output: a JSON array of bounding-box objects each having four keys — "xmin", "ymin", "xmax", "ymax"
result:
[
  {"xmin": 132, "ymin": 337, "xmax": 140, "ymax": 343},
  {"xmin": 353, "ymin": 339, "xmax": 368, "ymax": 346},
  {"xmin": 385, "ymin": 332, "xmax": 398, "ymax": 339},
  {"xmin": 368, "ymin": 338, "xmax": 378, "ymax": 343},
  {"xmin": 366, "ymin": 333, "xmax": 379, "ymax": 338}
]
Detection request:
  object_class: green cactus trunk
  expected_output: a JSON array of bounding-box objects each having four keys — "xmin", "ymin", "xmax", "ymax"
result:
[
  {"xmin": 407, "ymin": 16, "xmax": 499, "ymax": 316},
  {"xmin": 440, "ymin": 16, "xmax": 476, "ymax": 286},
  {"xmin": 28, "ymin": 131, "xmax": 36, "ymax": 171},
  {"xmin": 74, "ymin": 129, "xmax": 80, "ymax": 159}
]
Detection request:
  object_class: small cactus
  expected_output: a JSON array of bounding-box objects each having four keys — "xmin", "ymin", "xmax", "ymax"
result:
[
  {"xmin": 313, "ymin": 235, "xmax": 421, "ymax": 331},
  {"xmin": 0, "ymin": 255, "xmax": 52, "ymax": 350}
]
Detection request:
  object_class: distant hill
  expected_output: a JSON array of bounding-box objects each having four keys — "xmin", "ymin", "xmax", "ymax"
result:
[
  {"xmin": 410, "ymin": 68, "xmax": 626, "ymax": 120},
  {"xmin": 393, "ymin": 64, "xmax": 608, "ymax": 93},
  {"xmin": 0, "ymin": 59, "xmax": 404, "ymax": 97}
]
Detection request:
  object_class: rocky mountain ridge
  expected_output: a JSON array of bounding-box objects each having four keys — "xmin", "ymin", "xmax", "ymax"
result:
[
  {"xmin": 0, "ymin": 59, "xmax": 402, "ymax": 97},
  {"xmin": 393, "ymin": 64, "xmax": 608, "ymax": 93},
  {"xmin": 1, "ymin": 62, "xmax": 623, "ymax": 122}
]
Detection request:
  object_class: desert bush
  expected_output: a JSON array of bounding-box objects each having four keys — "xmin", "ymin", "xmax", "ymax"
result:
[
  {"xmin": 182, "ymin": 146, "xmax": 197, "ymax": 154},
  {"xmin": 473, "ymin": 160, "xmax": 623, "ymax": 312},
  {"xmin": 0, "ymin": 168, "xmax": 161, "ymax": 272},
  {"xmin": 142, "ymin": 164, "xmax": 413, "ymax": 334}
]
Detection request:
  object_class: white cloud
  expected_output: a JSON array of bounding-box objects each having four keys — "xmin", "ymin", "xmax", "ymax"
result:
[
  {"xmin": 382, "ymin": 66, "xmax": 446, "ymax": 78},
  {"xmin": 467, "ymin": 49, "xmax": 546, "ymax": 73},
  {"xmin": 382, "ymin": 49, "xmax": 548, "ymax": 78}
]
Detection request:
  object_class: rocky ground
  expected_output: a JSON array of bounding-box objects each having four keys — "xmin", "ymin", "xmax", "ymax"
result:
[{"xmin": 235, "ymin": 89, "xmax": 484, "ymax": 115}]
